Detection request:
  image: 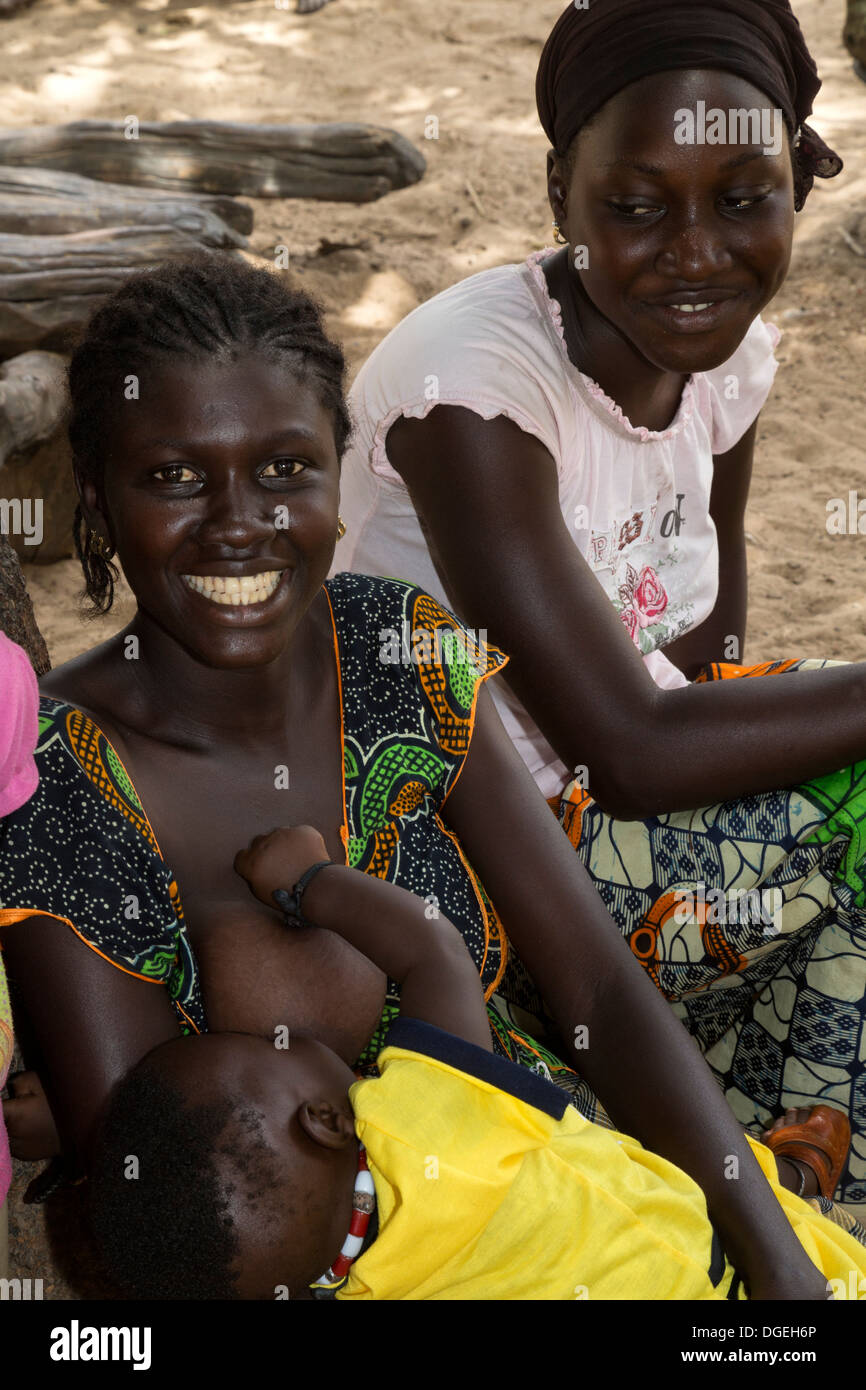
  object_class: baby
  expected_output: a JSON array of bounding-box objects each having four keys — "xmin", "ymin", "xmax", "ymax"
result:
[{"xmin": 89, "ymin": 825, "xmax": 866, "ymax": 1301}]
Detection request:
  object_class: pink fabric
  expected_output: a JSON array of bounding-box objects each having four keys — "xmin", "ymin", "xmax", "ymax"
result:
[
  {"xmin": 0, "ymin": 632, "xmax": 39, "ymax": 1203},
  {"xmin": 0, "ymin": 1123, "xmax": 9, "ymax": 1208},
  {"xmin": 0, "ymin": 629, "xmax": 39, "ymax": 818}
]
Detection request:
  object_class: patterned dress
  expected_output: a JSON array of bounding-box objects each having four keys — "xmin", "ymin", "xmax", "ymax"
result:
[
  {"xmin": 0, "ymin": 575, "xmax": 588, "ymax": 1106},
  {"xmin": 558, "ymin": 659, "xmax": 866, "ymax": 1208}
]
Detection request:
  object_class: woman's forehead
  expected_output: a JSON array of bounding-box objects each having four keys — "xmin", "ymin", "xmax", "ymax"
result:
[
  {"xmin": 113, "ymin": 355, "xmax": 332, "ymax": 445},
  {"xmin": 586, "ymin": 68, "xmax": 783, "ymax": 138}
]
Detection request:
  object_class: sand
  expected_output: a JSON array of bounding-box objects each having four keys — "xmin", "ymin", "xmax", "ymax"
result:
[{"xmin": 0, "ymin": 0, "xmax": 861, "ymax": 667}]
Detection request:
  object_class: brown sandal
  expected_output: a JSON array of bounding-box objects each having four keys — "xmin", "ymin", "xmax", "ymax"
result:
[{"xmin": 763, "ymin": 1105, "xmax": 851, "ymax": 1199}]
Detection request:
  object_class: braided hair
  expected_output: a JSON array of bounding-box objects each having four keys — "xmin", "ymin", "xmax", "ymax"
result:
[{"xmin": 68, "ymin": 254, "xmax": 352, "ymax": 614}]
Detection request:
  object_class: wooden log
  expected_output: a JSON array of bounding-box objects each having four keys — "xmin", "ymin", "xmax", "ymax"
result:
[
  {"xmin": 0, "ymin": 534, "xmax": 50, "ymax": 674},
  {"xmin": 0, "ymin": 351, "xmax": 76, "ymax": 565},
  {"xmin": 0, "ymin": 120, "xmax": 426, "ymax": 203},
  {"xmin": 0, "ymin": 226, "xmax": 236, "ymax": 357},
  {"xmin": 0, "ymin": 165, "xmax": 253, "ymax": 238}
]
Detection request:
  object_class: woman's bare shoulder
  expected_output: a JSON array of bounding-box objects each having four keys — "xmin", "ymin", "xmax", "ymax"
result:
[{"xmin": 38, "ymin": 636, "xmax": 132, "ymax": 745}]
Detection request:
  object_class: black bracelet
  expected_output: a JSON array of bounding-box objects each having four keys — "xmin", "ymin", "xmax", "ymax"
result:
[{"xmin": 272, "ymin": 860, "xmax": 336, "ymax": 928}]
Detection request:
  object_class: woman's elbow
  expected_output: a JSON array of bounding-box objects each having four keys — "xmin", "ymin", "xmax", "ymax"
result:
[{"xmin": 578, "ymin": 734, "xmax": 676, "ymax": 821}]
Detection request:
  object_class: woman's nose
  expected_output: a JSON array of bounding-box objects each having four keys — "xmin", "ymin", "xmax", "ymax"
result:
[
  {"xmin": 196, "ymin": 475, "xmax": 276, "ymax": 546},
  {"xmin": 656, "ymin": 214, "xmax": 733, "ymax": 278}
]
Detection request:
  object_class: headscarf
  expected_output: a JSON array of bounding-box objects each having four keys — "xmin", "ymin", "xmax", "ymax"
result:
[{"xmin": 536, "ymin": 0, "xmax": 842, "ymax": 210}]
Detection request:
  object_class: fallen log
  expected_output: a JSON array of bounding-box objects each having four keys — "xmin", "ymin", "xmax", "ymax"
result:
[
  {"xmin": 0, "ymin": 165, "xmax": 253, "ymax": 238},
  {"xmin": 0, "ymin": 225, "xmax": 235, "ymax": 357},
  {"xmin": 0, "ymin": 120, "xmax": 426, "ymax": 202}
]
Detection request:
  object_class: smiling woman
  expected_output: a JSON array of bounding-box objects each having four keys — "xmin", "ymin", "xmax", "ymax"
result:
[{"xmin": 331, "ymin": 0, "xmax": 866, "ymax": 1212}]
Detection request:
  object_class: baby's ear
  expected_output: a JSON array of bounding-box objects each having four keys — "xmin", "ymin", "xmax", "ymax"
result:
[{"xmin": 297, "ymin": 1100, "xmax": 355, "ymax": 1151}]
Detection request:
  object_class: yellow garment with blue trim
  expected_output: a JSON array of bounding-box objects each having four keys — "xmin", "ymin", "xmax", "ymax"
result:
[{"xmin": 339, "ymin": 1026, "xmax": 866, "ymax": 1301}]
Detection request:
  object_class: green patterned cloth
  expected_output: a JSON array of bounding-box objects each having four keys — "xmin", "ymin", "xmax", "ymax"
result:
[{"xmin": 558, "ymin": 658, "xmax": 866, "ymax": 1205}]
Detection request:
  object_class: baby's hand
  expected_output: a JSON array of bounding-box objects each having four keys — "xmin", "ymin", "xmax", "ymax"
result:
[
  {"xmin": 234, "ymin": 825, "xmax": 330, "ymax": 909},
  {"xmin": 2, "ymin": 1070, "xmax": 61, "ymax": 1161}
]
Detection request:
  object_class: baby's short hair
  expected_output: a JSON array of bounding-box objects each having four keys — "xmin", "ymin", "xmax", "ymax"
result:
[{"xmin": 89, "ymin": 1060, "xmax": 284, "ymax": 1299}]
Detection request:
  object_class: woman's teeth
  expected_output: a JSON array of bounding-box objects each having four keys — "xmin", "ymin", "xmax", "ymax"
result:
[
  {"xmin": 671, "ymin": 303, "xmax": 713, "ymax": 313},
  {"xmin": 182, "ymin": 571, "xmax": 283, "ymax": 606}
]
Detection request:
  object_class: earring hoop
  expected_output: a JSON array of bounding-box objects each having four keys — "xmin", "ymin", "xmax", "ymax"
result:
[
  {"xmin": 552, "ymin": 220, "xmax": 568, "ymax": 246},
  {"xmin": 337, "ymin": 516, "xmax": 346, "ymax": 540}
]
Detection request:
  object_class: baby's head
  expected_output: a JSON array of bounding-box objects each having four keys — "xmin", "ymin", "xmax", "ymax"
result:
[{"xmin": 89, "ymin": 1032, "xmax": 360, "ymax": 1300}]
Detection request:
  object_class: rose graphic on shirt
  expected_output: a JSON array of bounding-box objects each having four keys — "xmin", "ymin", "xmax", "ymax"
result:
[
  {"xmin": 618, "ymin": 563, "xmax": 670, "ymax": 643},
  {"xmin": 634, "ymin": 566, "xmax": 669, "ymax": 623}
]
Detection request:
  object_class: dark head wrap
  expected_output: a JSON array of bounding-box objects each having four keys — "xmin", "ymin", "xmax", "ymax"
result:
[{"xmin": 536, "ymin": 0, "xmax": 842, "ymax": 210}]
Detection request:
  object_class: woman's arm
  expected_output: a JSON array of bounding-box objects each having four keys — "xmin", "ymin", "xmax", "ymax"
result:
[
  {"xmin": 387, "ymin": 408, "xmax": 866, "ymax": 818},
  {"xmin": 443, "ymin": 686, "xmax": 829, "ymax": 1299},
  {"xmin": 1, "ymin": 916, "xmax": 181, "ymax": 1169}
]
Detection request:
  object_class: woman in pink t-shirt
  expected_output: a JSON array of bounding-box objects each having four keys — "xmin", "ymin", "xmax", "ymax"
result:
[
  {"xmin": 334, "ymin": 1, "xmax": 866, "ymax": 1207},
  {"xmin": 0, "ymin": 629, "xmax": 40, "ymax": 1272}
]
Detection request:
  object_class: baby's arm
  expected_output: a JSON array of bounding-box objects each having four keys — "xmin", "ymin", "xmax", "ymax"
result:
[{"xmin": 234, "ymin": 825, "xmax": 493, "ymax": 1051}]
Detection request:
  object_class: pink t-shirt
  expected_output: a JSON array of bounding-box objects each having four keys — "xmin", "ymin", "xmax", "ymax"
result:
[
  {"xmin": 0, "ymin": 629, "xmax": 40, "ymax": 1203},
  {"xmin": 333, "ymin": 249, "xmax": 781, "ymax": 798}
]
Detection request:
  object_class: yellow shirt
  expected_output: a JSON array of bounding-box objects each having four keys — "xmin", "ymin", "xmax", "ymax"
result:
[{"xmin": 338, "ymin": 1019, "xmax": 866, "ymax": 1301}]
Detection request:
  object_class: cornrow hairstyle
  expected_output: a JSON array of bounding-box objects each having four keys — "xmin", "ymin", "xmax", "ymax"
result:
[
  {"xmin": 89, "ymin": 1064, "xmax": 287, "ymax": 1300},
  {"xmin": 68, "ymin": 253, "xmax": 352, "ymax": 614}
]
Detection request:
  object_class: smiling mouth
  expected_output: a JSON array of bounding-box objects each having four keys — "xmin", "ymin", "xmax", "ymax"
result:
[
  {"xmin": 643, "ymin": 295, "xmax": 741, "ymax": 331},
  {"xmin": 182, "ymin": 570, "xmax": 284, "ymax": 606}
]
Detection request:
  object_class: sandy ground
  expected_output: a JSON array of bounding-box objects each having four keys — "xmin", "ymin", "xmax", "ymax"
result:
[{"xmin": 2, "ymin": 0, "xmax": 864, "ymax": 666}]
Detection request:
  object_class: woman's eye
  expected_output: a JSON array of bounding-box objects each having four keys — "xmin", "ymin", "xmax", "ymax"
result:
[
  {"xmin": 723, "ymin": 194, "xmax": 768, "ymax": 211},
  {"xmin": 154, "ymin": 465, "xmax": 197, "ymax": 484},
  {"xmin": 608, "ymin": 202, "xmax": 661, "ymax": 219},
  {"xmin": 261, "ymin": 459, "xmax": 305, "ymax": 479}
]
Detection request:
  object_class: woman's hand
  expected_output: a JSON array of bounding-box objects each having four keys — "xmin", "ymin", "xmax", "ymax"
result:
[
  {"xmin": 2, "ymin": 1070, "xmax": 61, "ymax": 1160},
  {"xmin": 234, "ymin": 824, "xmax": 330, "ymax": 909}
]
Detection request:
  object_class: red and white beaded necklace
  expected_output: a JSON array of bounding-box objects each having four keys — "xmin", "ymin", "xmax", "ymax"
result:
[{"xmin": 314, "ymin": 1147, "xmax": 376, "ymax": 1289}]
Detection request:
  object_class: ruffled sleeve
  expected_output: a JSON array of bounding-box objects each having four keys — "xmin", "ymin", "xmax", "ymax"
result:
[
  {"xmin": 324, "ymin": 573, "xmax": 510, "ymax": 1010},
  {"xmin": 702, "ymin": 315, "xmax": 781, "ymax": 456},
  {"xmin": 0, "ymin": 698, "xmax": 203, "ymax": 1033},
  {"xmin": 355, "ymin": 266, "xmax": 566, "ymax": 485}
]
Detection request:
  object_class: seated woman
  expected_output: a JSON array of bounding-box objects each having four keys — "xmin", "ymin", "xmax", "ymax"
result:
[
  {"xmin": 331, "ymin": 0, "xmax": 866, "ymax": 1205},
  {"xmin": 0, "ymin": 257, "xmax": 851, "ymax": 1301}
]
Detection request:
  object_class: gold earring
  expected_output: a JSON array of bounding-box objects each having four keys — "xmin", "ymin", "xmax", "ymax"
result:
[
  {"xmin": 89, "ymin": 529, "xmax": 114, "ymax": 559},
  {"xmin": 552, "ymin": 220, "xmax": 568, "ymax": 245},
  {"xmin": 337, "ymin": 516, "xmax": 346, "ymax": 540}
]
